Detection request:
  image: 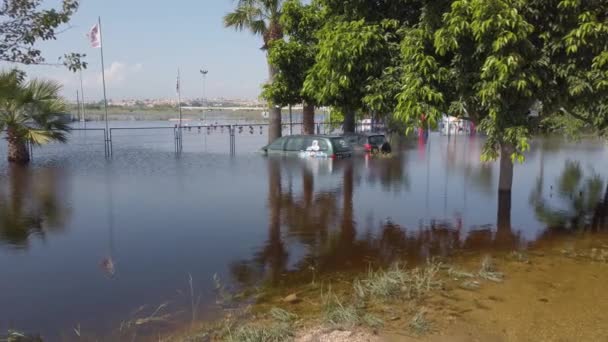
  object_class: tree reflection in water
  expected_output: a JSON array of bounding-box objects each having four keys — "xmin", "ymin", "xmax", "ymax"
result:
[
  {"xmin": 0, "ymin": 165, "xmax": 69, "ymax": 249},
  {"xmin": 230, "ymin": 157, "xmax": 525, "ymax": 288},
  {"xmin": 530, "ymin": 160, "xmax": 608, "ymax": 232}
]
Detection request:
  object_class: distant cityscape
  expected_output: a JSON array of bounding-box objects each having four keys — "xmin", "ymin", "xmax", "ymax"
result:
[{"xmin": 75, "ymin": 97, "xmax": 266, "ymax": 108}]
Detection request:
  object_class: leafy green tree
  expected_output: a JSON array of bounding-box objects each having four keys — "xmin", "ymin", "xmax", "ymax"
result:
[
  {"xmin": 262, "ymin": 0, "xmax": 322, "ymax": 134},
  {"xmin": 224, "ymin": 0, "xmax": 285, "ymax": 143},
  {"xmin": 0, "ymin": 0, "xmax": 86, "ymax": 71},
  {"xmin": 303, "ymin": 0, "xmax": 425, "ymax": 132},
  {"xmin": 303, "ymin": 19, "xmax": 389, "ymax": 132},
  {"xmin": 544, "ymin": 0, "xmax": 608, "ymax": 138},
  {"xmin": 0, "ymin": 70, "xmax": 70, "ymax": 164},
  {"xmin": 395, "ymin": 0, "xmax": 608, "ymax": 192}
]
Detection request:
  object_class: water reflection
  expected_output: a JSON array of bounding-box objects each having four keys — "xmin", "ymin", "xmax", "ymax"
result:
[
  {"xmin": 2, "ymin": 134, "xmax": 608, "ymax": 339},
  {"xmin": 232, "ymin": 152, "xmax": 608, "ymax": 289},
  {"xmin": 231, "ymin": 157, "xmax": 527, "ymax": 287},
  {"xmin": 0, "ymin": 166, "xmax": 70, "ymax": 248},
  {"xmin": 530, "ymin": 160, "xmax": 608, "ymax": 231}
]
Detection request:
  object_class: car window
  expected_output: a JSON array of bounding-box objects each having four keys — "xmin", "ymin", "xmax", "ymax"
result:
[
  {"xmin": 317, "ymin": 139, "xmax": 330, "ymax": 151},
  {"xmin": 285, "ymin": 137, "xmax": 305, "ymax": 151},
  {"xmin": 268, "ymin": 137, "xmax": 286, "ymax": 151},
  {"xmin": 331, "ymin": 137, "xmax": 351, "ymax": 152},
  {"xmin": 344, "ymin": 135, "xmax": 358, "ymax": 145},
  {"xmin": 369, "ymin": 135, "xmax": 386, "ymax": 145},
  {"xmin": 301, "ymin": 137, "xmax": 328, "ymax": 151}
]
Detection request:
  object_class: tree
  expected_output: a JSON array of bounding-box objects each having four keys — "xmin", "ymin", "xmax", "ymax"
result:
[
  {"xmin": 0, "ymin": 69, "xmax": 70, "ymax": 164},
  {"xmin": 303, "ymin": 20, "xmax": 389, "ymax": 132},
  {"xmin": 224, "ymin": 0, "xmax": 285, "ymax": 143},
  {"xmin": 262, "ymin": 0, "xmax": 322, "ymax": 134},
  {"xmin": 0, "ymin": 0, "xmax": 85, "ymax": 71},
  {"xmin": 395, "ymin": 0, "xmax": 608, "ymax": 193},
  {"xmin": 545, "ymin": 0, "xmax": 608, "ymax": 138},
  {"xmin": 303, "ymin": 0, "xmax": 424, "ymax": 133}
]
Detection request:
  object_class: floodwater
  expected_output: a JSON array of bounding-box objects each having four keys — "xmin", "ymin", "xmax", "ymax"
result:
[{"xmin": 0, "ymin": 121, "xmax": 607, "ymax": 340}]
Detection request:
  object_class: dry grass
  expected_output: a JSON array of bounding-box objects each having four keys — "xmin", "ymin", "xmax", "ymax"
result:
[
  {"xmin": 409, "ymin": 310, "xmax": 431, "ymax": 335},
  {"xmin": 356, "ymin": 261, "xmax": 442, "ymax": 302},
  {"xmin": 478, "ymin": 256, "xmax": 504, "ymax": 282}
]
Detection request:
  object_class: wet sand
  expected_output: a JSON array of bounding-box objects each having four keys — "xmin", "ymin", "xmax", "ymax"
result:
[{"xmin": 380, "ymin": 234, "xmax": 608, "ymax": 341}]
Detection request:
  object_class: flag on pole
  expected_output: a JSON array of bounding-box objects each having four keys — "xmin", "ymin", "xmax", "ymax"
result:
[{"xmin": 88, "ymin": 24, "xmax": 102, "ymax": 48}]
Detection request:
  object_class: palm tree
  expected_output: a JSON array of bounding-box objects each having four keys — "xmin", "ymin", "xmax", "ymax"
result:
[
  {"xmin": 224, "ymin": 0, "xmax": 284, "ymax": 144},
  {"xmin": 0, "ymin": 69, "xmax": 70, "ymax": 164}
]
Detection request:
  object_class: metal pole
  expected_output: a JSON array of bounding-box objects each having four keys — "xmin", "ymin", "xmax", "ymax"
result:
[
  {"xmin": 200, "ymin": 69, "xmax": 208, "ymax": 125},
  {"xmin": 79, "ymin": 69, "xmax": 86, "ymax": 125},
  {"xmin": 177, "ymin": 68, "xmax": 183, "ymax": 153},
  {"xmin": 76, "ymin": 90, "xmax": 81, "ymax": 122},
  {"xmin": 98, "ymin": 17, "xmax": 110, "ymax": 155},
  {"xmin": 289, "ymin": 104, "xmax": 293, "ymax": 135},
  {"xmin": 109, "ymin": 129, "xmax": 113, "ymax": 156}
]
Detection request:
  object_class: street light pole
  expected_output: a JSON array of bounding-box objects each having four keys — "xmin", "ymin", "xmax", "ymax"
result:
[{"xmin": 200, "ymin": 69, "xmax": 208, "ymax": 124}]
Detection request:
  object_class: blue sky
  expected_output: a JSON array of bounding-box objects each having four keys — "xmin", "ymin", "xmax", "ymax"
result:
[{"xmin": 2, "ymin": 0, "xmax": 270, "ymax": 101}]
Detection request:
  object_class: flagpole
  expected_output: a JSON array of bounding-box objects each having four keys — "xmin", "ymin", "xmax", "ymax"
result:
[
  {"xmin": 177, "ymin": 68, "xmax": 183, "ymax": 152},
  {"xmin": 98, "ymin": 16, "xmax": 110, "ymax": 156}
]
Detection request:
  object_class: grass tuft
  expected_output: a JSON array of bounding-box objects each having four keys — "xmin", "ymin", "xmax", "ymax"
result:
[
  {"xmin": 409, "ymin": 310, "xmax": 431, "ymax": 336},
  {"xmin": 356, "ymin": 261, "xmax": 442, "ymax": 302},
  {"xmin": 226, "ymin": 323, "xmax": 293, "ymax": 342},
  {"xmin": 478, "ymin": 256, "xmax": 504, "ymax": 282},
  {"xmin": 269, "ymin": 307, "xmax": 298, "ymax": 323},
  {"xmin": 323, "ymin": 291, "xmax": 361, "ymax": 327}
]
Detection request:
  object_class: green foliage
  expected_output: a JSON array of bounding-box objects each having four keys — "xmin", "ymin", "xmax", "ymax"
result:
[
  {"xmin": 318, "ymin": 0, "xmax": 423, "ymax": 23},
  {"xmin": 0, "ymin": 0, "xmax": 86, "ymax": 70},
  {"xmin": 0, "ymin": 69, "xmax": 71, "ymax": 145},
  {"xmin": 262, "ymin": 0, "xmax": 322, "ymax": 106},
  {"xmin": 394, "ymin": 0, "xmax": 608, "ymax": 162},
  {"xmin": 303, "ymin": 19, "xmax": 388, "ymax": 111}
]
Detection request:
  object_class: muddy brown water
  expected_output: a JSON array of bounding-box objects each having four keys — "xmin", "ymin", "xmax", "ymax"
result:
[{"xmin": 0, "ymin": 123, "xmax": 607, "ymax": 340}]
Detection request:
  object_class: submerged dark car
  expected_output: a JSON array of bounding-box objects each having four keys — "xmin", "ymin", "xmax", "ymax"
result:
[
  {"xmin": 343, "ymin": 133, "xmax": 392, "ymax": 154},
  {"xmin": 261, "ymin": 135, "xmax": 353, "ymax": 159}
]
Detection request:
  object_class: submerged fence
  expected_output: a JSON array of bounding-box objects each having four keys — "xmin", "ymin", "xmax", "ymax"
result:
[{"xmin": 0, "ymin": 121, "xmax": 383, "ymax": 160}]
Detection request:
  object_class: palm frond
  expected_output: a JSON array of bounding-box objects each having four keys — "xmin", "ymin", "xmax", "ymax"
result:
[
  {"xmin": 0, "ymin": 69, "xmax": 26, "ymax": 100},
  {"xmin": 0, "ymin": 70, "xmax": 70, "ymax": 147},
  {"xmin": 224, "ymin": 2, "xmax": 268, "ymax": 35},
  {"xmin": 250, "ymin": 19, "xmax": 267, "ymax": 35}
]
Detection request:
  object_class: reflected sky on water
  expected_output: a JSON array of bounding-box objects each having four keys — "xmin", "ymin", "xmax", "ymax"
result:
[{"xmin": 0, "ymin": 126, "xmax": 607, "ymax": 340}]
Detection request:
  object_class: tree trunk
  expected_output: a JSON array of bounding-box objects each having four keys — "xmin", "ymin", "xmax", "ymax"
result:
[
  {"xmin": 7, "ymin": 128, "xmax": 30, "ymax": 164},
  {"xmin": 343, "ymin": 107, "xmax": 355, "ymax": 133},
  {"xmin": 267, "ymin": 57, "xmax": 282, "ymax": 144},
  {"xmin": 498, "ymin": 143, "xmax": 514, "ymax": 193},
  {"xmin": 302, "ymin": 101, "xmax": 315, "ymax": 135},
  {"xmin": 496, "ymin": 190, "xmax": 514, "ymax": 246}
]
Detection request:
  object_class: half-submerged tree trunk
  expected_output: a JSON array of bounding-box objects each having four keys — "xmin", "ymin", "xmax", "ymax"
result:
[
  {"xmin": 343, "ymin": 107, "xmax": 355, "ymax": 133},
  {"xmin": 496, "ymin": 190, "xmax": 515, "ymax": 247},
  {"xmin": 267, "ymin": 60, "xmax": 282, "ymax": 144},
  {"xmin": 498, "ymin": 143, "xmax": 514, "ymax": 193},
  {"xmin": 302, "ymin": 101, "xmax": 315, "ymax": 135},
  {"xmin": 7, "ymin": 128, "xmax": 30, "ymax": 164}
]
